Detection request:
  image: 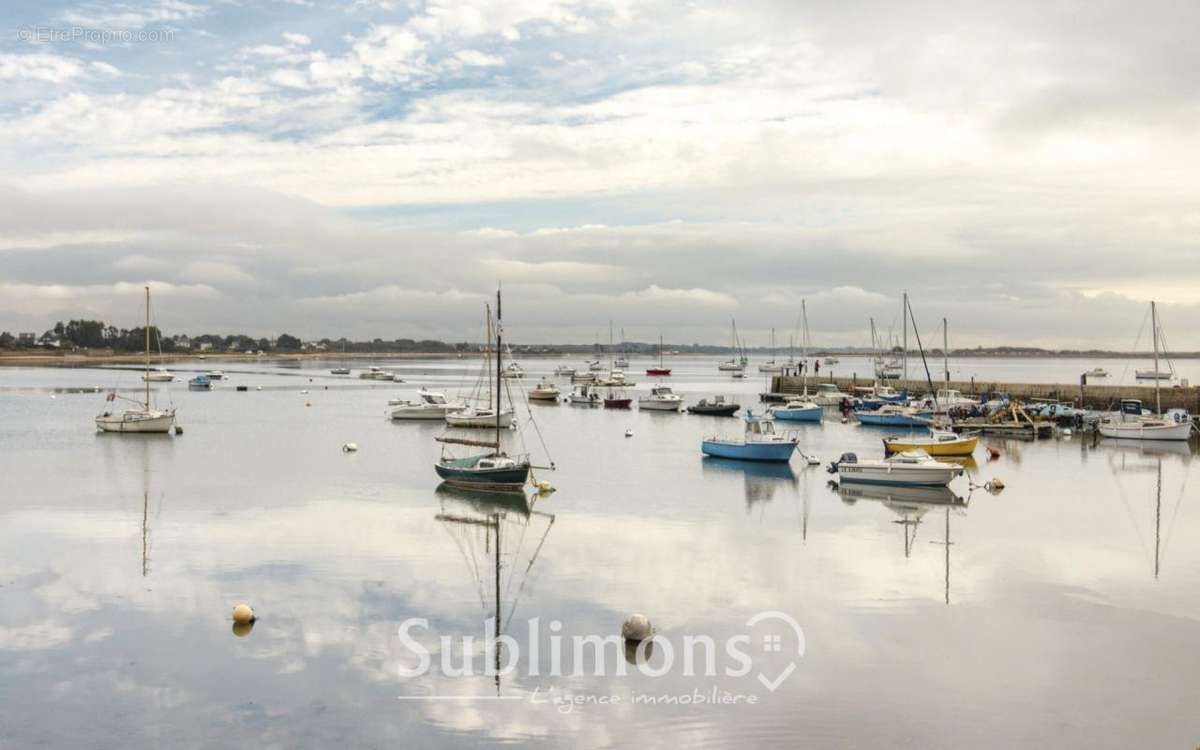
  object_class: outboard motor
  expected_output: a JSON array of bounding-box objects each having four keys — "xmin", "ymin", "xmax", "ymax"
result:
[{"xmin": 827, "ymin": 452, "xmax": 858, "ymax": 474}]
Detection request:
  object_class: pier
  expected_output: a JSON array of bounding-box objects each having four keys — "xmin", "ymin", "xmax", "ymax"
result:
[{"xmin": 769, "ymin": 374, "xmax": 1200, "ymax": 412}]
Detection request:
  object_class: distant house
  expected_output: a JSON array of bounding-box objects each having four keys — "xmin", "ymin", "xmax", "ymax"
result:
[
  {"xmin": 198, "ymin": 342, "xmax": 213, "ymax": 352},
  {"xmin": 176, "ymin": 335, "xmax": 192, "ymax": 350},
  {"xmin": 18, "ymin": 333, "xmax": 36, "ymax": 347}
]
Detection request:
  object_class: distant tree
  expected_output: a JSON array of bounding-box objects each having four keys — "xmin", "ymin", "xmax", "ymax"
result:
[
  {"xmin": 0, "ymin": 331, "xmax": 14, "ymax": 348},
  {"xmin": 256, "ymin": 338, "xmax": 271, "ymax": 351},
  {"xmin": 275, "ymin": 333, "xmax": 302, "ymax": 350}
]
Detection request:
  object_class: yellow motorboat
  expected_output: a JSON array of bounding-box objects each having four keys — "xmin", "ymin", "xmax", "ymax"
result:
[{"xmin": 883, "ymin": 430, "xmax": 978, "ymax": 457}]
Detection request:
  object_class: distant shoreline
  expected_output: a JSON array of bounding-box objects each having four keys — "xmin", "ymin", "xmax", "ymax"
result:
[{"xmin": 1, "ymin": 349, "xmax": 1196, "ymax": 368}]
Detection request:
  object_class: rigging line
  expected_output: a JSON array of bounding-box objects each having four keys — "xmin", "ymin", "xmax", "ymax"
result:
[
  {"xmin": 1105, "ymin": 454, "xmax": 1153, "ymax": 563},
  {"xmin": 440, "ymin": 519, "xmax": 490, "ymax": 613},
  {"xmin": 1119, "ymin": 306, "xmax": 1151, "ymax": 385},
  {"xmin": 1159, "ymin": 463, "xmax": 1190, "ymax": 559},
  {"xmin": 502, "ymin": 514, "xmax": 555, "ymax": 633}
]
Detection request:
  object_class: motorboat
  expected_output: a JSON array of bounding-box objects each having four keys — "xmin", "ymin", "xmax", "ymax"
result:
[
  {"xmin": 205, "ymin": 370, "xmax": 225, "ymax": 380},
  {"xmin": 570, "ymin": 371, "xmax": 599, "ymax": 384},
  {"xmin": 638, "ymin": 385, "xmax": 683, "ymax": 411},
  {"xmin": 501, "ymin": 362, "xmax": 525, "ymax": 379},
  {"xmin": 528, "ymin": 379, "xmax": 561, "ymax": 402},
  {"xmin": 614, "ymin": 357, "xmax": 629, "ymax": 369},
  {"xmin": 883, "ymin": 430, "xmax": 978, "ymax": 457},
  {"xmin": 770, "ymin": 397, "xmax": 822, "ymax": 422},
  {"xmin": 391, "ymin": 389, "xmax": 467, "ymax": 420},
  {"xmin": 603, "ymin": 389, "xmax": 632, "ymax": 409},
  {"xmin": 586, "ymin": 360, "xmax": 603, "ymax": 371},
  {"xmin": 143, "ymin": 367, "xmax": 174, "ymax": 382},
  {"xmin": 97, "ymin": 285, "xmax": 177, "ymax": 434},
  {"xmin": 1084, "ymin": 367, "xmax": 1107, "ymax": 378},
  {"xmin": 701, "ymin": 413, "xmax": 797, "ymax": 462},
  {"xmin": 1098, "ymin": 399, "xmax": 1192, "ymax": 441},
  {"xmin": 855, "ymin": 403, "xmax": 931, "ymax": 427},
  {"xmin": 1135, "ymin": 369, "xmax": 1173, "ymax": 380},
  {"xmin": 823, "ymin": 356, "xmax": 839, "ymax": 365},
  {"xmin": 360, "ymin": 366, "xmax": 399, "ymax": 381},
  {"xmin": 330, "ymin": 367, "xmax": 351, "ymax": 375},
  {"xmin": 717, "ymin": 361, "xmax": 743, "ymax": 372},
  {"xmin": 831, "ymin": 450, "xmax": 963, "ymax": 487},
  {"xmin": 188, "ymin": 375, "xmax": 213, "ymax": 390},
  {"xmin": 687, "ymin": 396, "xmax": 740, "ymax": 416},
  {"xmin": 554, "ymin": 365, "xmax": 577, "ymax": 377},
  {"xmin": 569, "ymin": 383, "xmax": 602, "ymax": 406},
  {"xmin": 596, "ymin": 370, "xmax": 634, "ymax": 387},
  {"xmin": 445, "ymin": 406, "xmax": 514, "ymax": 428}
]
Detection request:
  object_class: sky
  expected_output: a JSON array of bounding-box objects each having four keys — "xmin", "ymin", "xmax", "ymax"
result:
[{"xmin": 1, "ymin": 0, "xmax": 1199, "ymax": 349}]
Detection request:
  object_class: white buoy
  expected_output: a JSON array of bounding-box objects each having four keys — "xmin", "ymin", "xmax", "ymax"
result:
[
  {"xmin": 300, "ymin": 389, "xmax": 309, "ymax": 395},
  {"xmin": 1061, "ymin": 428, "xmax": 1072, "ymax": 437},
  {"xmin": 232, "ymin": 603, "xmax": 255, "ymax": 624},
  {"xmin": 342, "ymin": 442, "xmax": 358, "ymax": 452},
  {"xmin": 256, "ymin": 386, "xmax": 263, "ymax": 391},
  {"xmin": 625, "ymin": 428, "xmax": 633, "ymax": 438},
  {"xmin": 621, "ymin": 613, "xmax": 654, "ymax": 642}
]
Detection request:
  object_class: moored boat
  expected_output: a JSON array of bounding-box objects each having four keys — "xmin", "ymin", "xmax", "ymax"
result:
[
  {"xmin": 330, "ymin": 367, "xmax": 351, "ymax": 375},
  {"xmin": 831, "ymin": 450, "xmax": 963, "ymax": 487},
  {"xmin": 770, "ymin": 398, "xmax": 822, "ymax": 422},
  {"xmin": 687, "ymin": 396, "xmax": 740, "ymax": 416},
  {"xmin": 445, "ymin": 407, "xmax": 515, "ymax": 428},
  {"xmin": 638, "ymin": 385, "xmax": 683, "ymax": 411},
  {"xmin": 856, "ymin": 404, "xmax": 931, "ymax": 427},
  {"xmin": 188, "ymin": 375, "xmax": 213, "ymax": 390},
  {"xmin": 883, "ymin": 430, "xmax": 978, "ymax": 457},
  {"xmin": 645, "ymin": 335, "xmax": 671, "ymax": 376},
  {"xmin": 143, "ymin": 367, "xmax": 174, "ymax": 382},
  {"xmin": 96, "ymin": 286, "xmax": 177, "ymax": 435},
  {"xmin": 603, "ymin": 389, "xmax": 632, "ymax": 409},
  {"xmin": 391, "ymin": 389, "xmax": 467, "ymax": 420},
  {"xmin": 1098, "ymin": 399, "xmax": 1191, "ymax": 441},
  {"xmin": 569, "ymin": 383, "xmax": 602, "ymax": 406},
  {"xmin": 701, "ymin": 413, "xmax": 797, "ymax": 462},
  {"xmin": 528, "ymin": 379, "xmax": 561, "ymax": 401}
]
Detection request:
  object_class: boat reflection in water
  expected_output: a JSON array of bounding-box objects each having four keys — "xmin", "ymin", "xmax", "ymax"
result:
[
  {"xmin": 701, "ymin": 456, "xmax": 798, "ymax": 509},
  {"xmin": 433, "ymin": 484, "xmax": 556, "ymax": 693},
  {"xmin": 838, "ymin": 483, "xmax": 967, "ymax": 603}
]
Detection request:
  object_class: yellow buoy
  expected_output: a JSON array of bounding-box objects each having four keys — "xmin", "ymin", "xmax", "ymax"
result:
[
  {"xmin": 232, "ymin": 603, "xmax": 255, "ymax": 624},
  {"xmin": 536, "ymin": 480, "xmax": 554, "ymax": 494}
]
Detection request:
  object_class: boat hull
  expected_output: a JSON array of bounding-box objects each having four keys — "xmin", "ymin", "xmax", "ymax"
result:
[
  {"xmin": 645, "ymin": 368, "xmax": 671, "ymax": 376},
  {"xmin": 772, "ymin": 406, "xmax": 822, "ymax": 422},
  {"xmin": 435, "ymin": 459, "xmax": 530, "ymax": 490},
  {"xmin": 856, "ymin": 412, "xmax": 930, "ymax": 427},
  {"xmin": 883, "ymin": 436, "xmax": 978, "ymax": 456},
  {"xmin": 95, "ymin": 411, "xmax": 176, "ymax": 434},
  {"xmin": 701, "ymin": 439, "xmax": 796, "ymax": 462},
  {"xmin": 445, "ymin": 411, "xmax": 514, "ymax": 428},
  {"xmin": 1098, "ymin": 420, "xmax": 1192, "ymax": 441},
  {"xmin": 604, "ymin": 398, "xmax": 632, "ymax": 409},
  {"xmin": 838, "ymin": 463, "xmax": 962, "ymax": 487},
  {"xmin": 688, "ymin": 405, "xmax": 740, "ymax": 416},
  {"xmin": 391, "ymin": 406, "xmax": 453, "ymax": 420},
  {"xmin": 638, "ymin": 399, "xmax": 682, "ymax": 411}
]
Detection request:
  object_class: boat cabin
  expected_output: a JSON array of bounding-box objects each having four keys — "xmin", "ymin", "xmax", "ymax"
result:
[
  {"xmin": 420, "ymin": 390, "xmax": 449, "ymax": 405},
  {"xmin": 650, "ymin": 386, "xmax": 675, "ymax": 396}
]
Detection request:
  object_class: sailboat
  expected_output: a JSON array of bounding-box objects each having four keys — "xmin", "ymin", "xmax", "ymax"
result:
[
  {"xmin": 758, "ymin": 328, "xmax": 783, "ymax": 373},
  {"xmin": 770, "ymin": 299, "xmax": 821, "ymax": 422},
  {"xmin": 645, "ymin": 334, "xmax": 671, "ymax": 376},
  {"xmin": 718, "ymin": 320, "xmax": 744, "ymax": 371},
  {"xmin": 96, "ymin": 286, "xmax": 177, "ymax": 434},
  {"xmin": 435, "ymin": 289, "xmax": 554, "ymax": 491},
  {"xmin": 614, "ymin": 327, "xmax": 630, "ymax": 369},
  {"xmin": 1099, "ymin": 302, "xmax": 1192, "ymax": 441}
]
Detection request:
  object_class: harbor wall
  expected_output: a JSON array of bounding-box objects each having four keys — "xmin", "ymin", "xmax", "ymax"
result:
[{"xmin": 770, "ymin": 374, "xmax": 1200, "ymax": 412}]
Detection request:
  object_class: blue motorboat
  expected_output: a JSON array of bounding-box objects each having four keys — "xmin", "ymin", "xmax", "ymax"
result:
[
  {"xmin": 854, "ymin": 404, "xmax": 931, "ymax": 427},
  {"xmin": 858, "ymin": 387, "xmax": 909, "ymax": 410},
  {"xmin": 701, "ymin": 413, "xmax": 797, "ymax": 462},
  {"xmin": 188, "ymin": 375, "xmax": 212, "ymax": 390},
  {"xmin": 770, "ymin": 397, "xmax": 823, "ymax": 422}
]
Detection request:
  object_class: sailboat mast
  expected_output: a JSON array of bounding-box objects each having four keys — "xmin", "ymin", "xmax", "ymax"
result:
[
  {"xmin": 902, "ymin": 291, "xmax": 909, "ymax": 390},
  {"xmin": 943, "ymin": 317, "xmax": 949, "ymax": 385},
  {"xmin": 144, "ymin": 285, "xmax": 151, "ymax": 410},
  {"xmin": 493, "ymin": 511, "xmax": 502, "ymax": 691},
  {"xmin": 801, "ymin": 299, "xmax": 809, "ymax": 394},
  {"xmin": 1150, "ymin": 301, "xmax": 1161, "ymax": 414},
  {"xmin": 496, "ymin": 288, "xmax": 503, "ymax": 448},
  {"xmin": 609, "ymin": 320, "xmax": 614, "ymax": 369},
  {"xmin": 659, "ymin": 334, "xmax": 664, "ymax": 367}
]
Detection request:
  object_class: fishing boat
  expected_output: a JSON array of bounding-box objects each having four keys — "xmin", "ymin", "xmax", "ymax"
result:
[
  {"xmin": 187, "ymin": 375, "xmax": 213, "ymax": 390},
  {"xmin": 1084, "ymin": 367, "xmax": 1108, "ymax": 378},
  {"xmin": 687, "ymin": 396, "xmax": 740, "ymax": 416},
  {"xmin": 831, "ymin": 450, "xmax": 963, "ymax": 487},
  {"xmin": 435, "ymin": 288, "xmax": 551, "ymax": 491},
  {"xmin": 856, "ymin": 403, "xmax": 932, "ymax": 427},
  {"xmin": 645, "ymin": 334, "xmax": 671, "ymax": 376},
  {"xmin": 1099, "ymin": 302, "xmax": 1192, "ymax": 441},
  {"xmin": 771, "ymin": 398, "xmax": 822, "ymax": 422},
  {"xmin": 638, "ymin": 385, "xmax": 683, "ymax": 411},
  {"xmin": 527, "ymin": 379, "xmax": 561, "ymax": 402},
  {"xmin": 96, "ymin": 286, "xmax": 177, "ymax": 434},
  {"xmin": 603, "ymin": 389, "xmax": 632, "ymax": 409},
  {"xmin": 701, "ymin": 413, "xmax": 797, "ymax": 462},
  {"xmin": 390, "ymin": 389, "xmax": 467, "ymax": 420},
  {"xmin": 883, "ymin": 430, "xmax": 978, "ymax": 457},
  {"xmin": 143, "ymin": 367, "xmax": 174, "ymax": 382},
  {"xmin": 330, "ymin": 367, "xmax": 351, "ymax": 375},
  {"xmin": 569, "ymin": 383, "xmax": 602, "ymax": 406}
]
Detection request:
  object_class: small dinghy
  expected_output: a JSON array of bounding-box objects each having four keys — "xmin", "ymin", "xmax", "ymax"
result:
[
  {"xmin": 687, "ymin": 396, "xmax": 740, "ymax": 416},
  {"xmin": 883, "ymin": 429, "xmax": 977, "ymax": 457}
]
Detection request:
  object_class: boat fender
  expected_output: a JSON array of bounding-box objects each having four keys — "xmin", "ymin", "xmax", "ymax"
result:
[
  {"xmin": 342, "ymin": 442, "xmax": 358, "ymax": 452},
  {"xmin": 985, "ymin": 478, "xmax": 1005, "ymax": 493},
  {"xmin": 621, "ymin": 613, "xmax": 654, "ymax": 642},
  {"xmin": 986, "ymin": 447, "xmax": 1001, "ymax": 460},
  {"xmin": 536, "ymin": 480, "xmax": 554, "ymax": 494}
]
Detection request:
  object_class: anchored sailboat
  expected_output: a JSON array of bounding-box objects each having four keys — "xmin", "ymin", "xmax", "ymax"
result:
[
  {"xmin": 1099, "ymin": 302, "xmax": 1193, "ymax": 441},
  {"xmin": 95, "ymin": 286, "xmax": 177, "ymax": 434}
]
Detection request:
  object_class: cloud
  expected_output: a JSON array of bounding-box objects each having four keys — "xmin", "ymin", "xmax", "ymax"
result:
[{"xmin": 0, "ymin": 53, "xmax": 86, "ymax": 83}]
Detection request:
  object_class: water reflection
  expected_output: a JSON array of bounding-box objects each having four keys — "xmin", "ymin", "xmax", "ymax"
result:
[
  {"xmin": 838, "ymin": 484, "xmax": 968, "ymax": 603},
  {"xmin": 433, "ymin": 485, "xmax": 555, "ymax": 693},
  {"xmin": 700, "ymin": 457, "xmax": 799, "ymax": 510}
]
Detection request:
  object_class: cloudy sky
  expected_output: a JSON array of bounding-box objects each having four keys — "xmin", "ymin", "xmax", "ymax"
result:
[{"xmin": 1, "ymin": 0, "xmax": 1198, "ymax": 349}]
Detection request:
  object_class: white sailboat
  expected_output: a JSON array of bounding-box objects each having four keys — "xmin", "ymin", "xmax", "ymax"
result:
[
  {"xmin": 96, "ymin": 286, "xmax": 177, "ymax": 434},
  {"xmin": 718, "ymin": 319, "xmax": 743, "ymax": 371},
  {"xmin": 758, "ymin": 328, "xmax": 783, "ymax": 373},
  {"xmin": 1099, "ymin": 301, "xmax": 1192, "ymax": 441}
]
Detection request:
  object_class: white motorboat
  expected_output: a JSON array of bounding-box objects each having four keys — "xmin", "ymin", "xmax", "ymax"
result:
[
  {"xmin": 360, "ymin": 366, "xmax": 398, "ymax": 381},
  {"xmin": 390, "ymin": 389, "xmax": 467, "ymax": 420},
  {"xmin": 143, "ymin": 367, "xmax": 174, "ymax": 382},
  {"xmin": 330, "ymin": 367, "xmax": 351, "ymax": 375},
  {"xmin": 97, "ymin": 286, "xmax": 176, "ymax": 434},
  {"xmin": 1084, "ymin": 367, "xmax": 1107, "ymax": 378},
  {"xmin": 569, "ymin": 383, "xmax": 602, "ymax": 406},
  {"xmin": 717, "ymin": 361, "xmax": 742, "ymax": 371},
  {"xmin": 445, "ymin": 407, "xmax": 515, "ymax": 429},
  {"xmin": 554, "ymin": 365, "xmax": 577, "ymax": 377},
  {"xmin": 528, "ymin": 379, "xmax": 561, "ymax": 401},
  {"xmin": 1135, "ymin": 369, "xmax": 1172, "ymax": 380},
  {"xmin": 1098, "ymin": 399, "xmax": 1192, "ymax": 441},
  {"xmin": 833, "ymin": 450, "xmax": 963, "ymax": 487},
  {"xmin": 205, "ymin": 370, "xmax": 225, "ymax": 380},
  {"xmin": 614, "ymin": 357, "xmax": 629, "ymax": 369},
  {"xmin": 571, "ymin": 371, "xmax": 599, "ymax": 384},
  {"xmin": 501, "ymin": 362, "xmax": 525, "ymax": 379},
  {"xmin": 638, "ymin": 385, "xmax": 683, "ymax": 411},
  {"xmin": 823, "ymin": 356, "xmax": 839, "ymax": 365}
]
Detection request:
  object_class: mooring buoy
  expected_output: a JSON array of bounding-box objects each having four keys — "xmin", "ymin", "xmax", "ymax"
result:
[{"xmin": 621, "ymin": 613, "xmax": 654, "ymax": 642}]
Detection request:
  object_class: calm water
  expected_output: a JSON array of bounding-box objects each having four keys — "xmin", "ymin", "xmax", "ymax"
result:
[{"xmin": 1, "ymin": 357, "xmax": 1198, "ymax": 749}]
